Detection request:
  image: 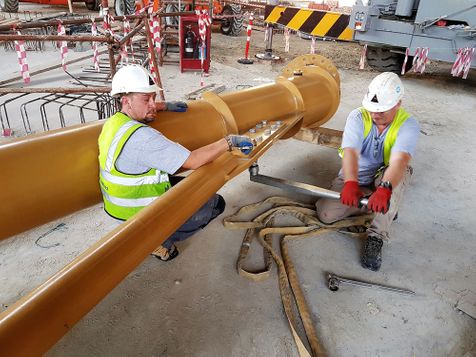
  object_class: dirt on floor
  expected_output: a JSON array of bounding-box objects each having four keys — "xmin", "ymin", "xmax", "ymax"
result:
[{"xmin": 1, "ymin": 8, "xmax": 476, "ymax": 357}]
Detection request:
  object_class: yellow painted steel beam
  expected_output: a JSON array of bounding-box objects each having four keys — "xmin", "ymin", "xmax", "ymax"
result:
[{"xmin": 0, "ymin": 55, "xmax": 340, "ymax": 356}]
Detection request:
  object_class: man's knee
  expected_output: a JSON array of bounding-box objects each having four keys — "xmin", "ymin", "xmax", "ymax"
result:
[
  {"xmin": 316, "ymin": 200, "xmax": 339, "ymax": 224},
  {"xmin": 317, "ymin": 210, "xmax": 338, "ymax": 224}
]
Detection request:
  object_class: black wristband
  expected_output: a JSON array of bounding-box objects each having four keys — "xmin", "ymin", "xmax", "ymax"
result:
[{"xmin": 379, "ymin": 181, "xmax": 392, "ymax": 190}]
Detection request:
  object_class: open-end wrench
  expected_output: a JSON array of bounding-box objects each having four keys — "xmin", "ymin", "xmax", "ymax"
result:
[{"xmin": 328, "ymin": 273, "xmax": 415, "ymax": 296}]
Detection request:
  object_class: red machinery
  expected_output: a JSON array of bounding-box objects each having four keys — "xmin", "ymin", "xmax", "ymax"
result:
[
  {"xmin": 180, "ymin": 15, "xmax": 211, "ymax": 73},
  {"xmin": 1, "ymin": 0, "xmax": 100, "ymax": 12}
]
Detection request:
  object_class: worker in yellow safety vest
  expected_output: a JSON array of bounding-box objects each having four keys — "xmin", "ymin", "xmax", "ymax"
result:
[
  {"xmin": 98, "ymin": 65, "xmax": 252, "ymax": 261},
  {"xmin": 316, "ymin": 72, "xmax": 420, "ymax": 271}
]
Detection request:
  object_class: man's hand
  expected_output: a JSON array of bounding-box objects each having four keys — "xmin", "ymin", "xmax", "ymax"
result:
[
  {"xmin": 367, "ymin": 186, "xmax": 392, "ymax": 214},
  {"xmin": 340, "ymin": 180, "xmax": 363, "ymax": 207},
  {"xmin": 225, "ymin": 135, "xmax": 254, "ymax": 154},
  {"xmin": 165, "ymin": 101, "xmax": 188, "ymax": 112}
]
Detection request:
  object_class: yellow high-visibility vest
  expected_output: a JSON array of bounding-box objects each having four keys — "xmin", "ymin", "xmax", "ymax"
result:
[
  {"xmin": 339, "ymin": 107, "xmax": 411, "ymax": 166},
  {"xmin": 98, "ymin": 112, "xmax": 171, "ymax": 220}
]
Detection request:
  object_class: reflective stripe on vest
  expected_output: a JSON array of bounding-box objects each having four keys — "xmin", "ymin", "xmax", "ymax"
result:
[
  {"xmin": 339, "ymin": 107, "xmax": 411, "ymax": 166},
  {"xmin": 98, "ymin": 112, "xmax": 171, "ymax": 220}
]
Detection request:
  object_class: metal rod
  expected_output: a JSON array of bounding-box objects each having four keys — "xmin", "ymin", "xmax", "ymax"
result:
[
  {"xmin": 116, "ymin": 22, "xmax": 144, "ymax": 47},
  {"xmin": 108, "ymin": 39, "xmax": 117, "ymax": 77},
  {"xmin": 0, "ymin": 87, "xmax": 110, "ymax": 94},
  {"xmin": 0, "ymin": 11, "xmax": 195, "ymax": 32},
  {"xmin": 0, "ymin": 48, "xmax": 109, "ymax": 86},
  {"xmin": 249, "ymin": 167, "xmax": 369, "ymax": 206},
  {"xmin": 0, "ymin": 34, "xmax": 112, "ymax": 42}
]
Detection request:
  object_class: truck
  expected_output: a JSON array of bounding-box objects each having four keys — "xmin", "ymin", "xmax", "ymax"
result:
[{"xmin": 349, "ymin": 0, "xmax": 476, "ymax": 73}]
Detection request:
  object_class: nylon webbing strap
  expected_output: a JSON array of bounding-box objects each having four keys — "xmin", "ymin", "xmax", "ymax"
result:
[{"xmin": 224, "ymin": 196, "xmax": 373, "ymax": 357}]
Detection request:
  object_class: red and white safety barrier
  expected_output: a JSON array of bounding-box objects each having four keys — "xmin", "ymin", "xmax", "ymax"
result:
[
  {"xmin": 452, "ymin": 47, "xmax": 475, "ymax": 79},
  {"xmin": 14, "ymin": 30, "xmax": 30, "ymax": 84},
  {"xmin": 243, "ymin": 12, "xmax": 254, "ymax": 59},
  {"xmin": 284, "ymin": 27, "xmax": 290, "ymax": 53},
  {"xmin": 147, "ymin": 45, "xmax": 157, "ymax": 83},
  {"xmin": 412, "ymin": 47, "xmax": 429, "ymax": 73},
  {"xmin": 359, "ymin": 44, "xmax": 367, "ymax": 70},
  {"xmin": 57, "ymin": 21, "xmax": 68, "ymax": 71},
  {"xmin": 310, "ymin": 36, "xmax": 316, "ymax": 54},
  {"xmin": 196, "ymin": 9, "xmax": 211, "ymax": 87},
  {"xmin": 401, "ymin": 47, "xmax": 410, "ymax": 75},
  {"xmin": 102, "ymin": 8, "xmax": 115, "ymax": 36},
  {"xmin": 148, "ymin": 7, "xmax": 161, "ymax": 52},
  {"xmin": 91, "ymin": 21, "xmax": 100, "ymax": 72}
]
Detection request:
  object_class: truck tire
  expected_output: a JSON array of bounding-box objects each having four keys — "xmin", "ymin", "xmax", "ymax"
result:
[
  {"xmin": 0, "ymin": 0, "xmax": 19, "ymax": 12},
  {"xmin": 164, "ymin": 3, "xmax": 187, "ymax": 27},
  {"xmin": 85, "ymin": 0, "xmax": 100, "ymax": 11},
  {"xmin": 114, "ymin": 0, "xmax": 135, "ymax": 16},
  {"xmin": 220, "ymin": 4, "xmax": 243, "ymax": 36},
  {"xmin": 366, "ymin": 47, "xmax": 408, "ymax": 74}
]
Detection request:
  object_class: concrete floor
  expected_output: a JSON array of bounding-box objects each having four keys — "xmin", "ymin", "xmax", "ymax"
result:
[{"xmin": 0, "ymin": 15, "xmax": 475, "ymax": 356}]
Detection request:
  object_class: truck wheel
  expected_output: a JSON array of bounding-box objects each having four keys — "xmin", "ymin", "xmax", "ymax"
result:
[
  {"xmin": 366, "ymin": 47, "xmax": 408, "ymax": 74},
  {"xmin": 164, "ymin": 3, "xmax": 187, "ymax": 27},
  {"xmin": 0, "ymin": 0, "xmax": 19, "ymax": 12},
  {"xmin": 114, "ymin": 0, "xmax": 135, "ymax": 16},
  {"xmin": 220, "ymin": 4, "xmax": 243, "ymax": 36},
  {"xmin": 85, "ymin": 0, "xmax": 100, "ymax": 11}
]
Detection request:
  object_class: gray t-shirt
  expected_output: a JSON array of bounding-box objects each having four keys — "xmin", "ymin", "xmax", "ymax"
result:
[
  {"xmin": 340, "ymin": 108, "xmax": 420, "ymax": 185},
  {"xmin": 115, "ymin": 122, "xmax": 191, "ymax": 175}
]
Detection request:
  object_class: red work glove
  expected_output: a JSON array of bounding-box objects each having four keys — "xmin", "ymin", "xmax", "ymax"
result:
[
  {"xmin": 367, "ymin": 186, "xmax": 392, "ymax": 214},
  {"xmin": 340, "ymin": 180, "xmax": 363, "ymax": 208}
]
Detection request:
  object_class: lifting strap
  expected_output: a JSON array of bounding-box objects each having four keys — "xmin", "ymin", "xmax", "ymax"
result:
[{"xmin": 224, "ymin": 196, "xmax": 373, "ymax": 357}]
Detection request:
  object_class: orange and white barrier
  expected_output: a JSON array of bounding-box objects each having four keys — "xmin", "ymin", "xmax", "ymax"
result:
[
  {"xmin": 359, "ymin": 44, "xmax": 367, "ymax": 70},
  {"xmin": 57, "ymin": 21, "xmax": 68, "ymax": 71},
  {"xmin": 452, "ymin": 47, "xmax": 475, "ymax": 79},
  {"xmin": 244, "ymin": 13, "xmax": 254, "ymax": 59},
  {"xmin": 401, "ymin": 47, "xmax": 410, "ymax": 75},
  {"xmin": 91, "ymin": 21, "xmax": 100, "ymax": 71},
  {"xmin": 412, "ymin": 47, "xmax": 429, "ymax": 73},
  {"xmin": 310, "ymin": 36, "xmax": 316, "ymax": 54},
  {"xmin": 14, "ymin": 31, "xmax": 30, "ymax": 84},
  {"xmin": 196, "ymin": 9, "xmax": 211, "ymax": 86},
  {"xmin": 284, "ymin": 27, "xmax": 290, "ymax": 53}
]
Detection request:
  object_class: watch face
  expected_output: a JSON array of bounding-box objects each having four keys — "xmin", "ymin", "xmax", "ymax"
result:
[{"xmin": 380, "ymin": 181, "xmax": 392, "ymax": 189}]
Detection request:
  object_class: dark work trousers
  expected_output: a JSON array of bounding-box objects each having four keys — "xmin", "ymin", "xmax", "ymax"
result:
[{"xmin": 161, "ymin": 176, "xmax": 224, "ymax": 249}]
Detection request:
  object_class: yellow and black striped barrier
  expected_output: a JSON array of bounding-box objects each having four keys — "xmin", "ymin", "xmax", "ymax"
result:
[{"xmin": 264, "ymin": 5, "xmax": 354, "ymax": 41}]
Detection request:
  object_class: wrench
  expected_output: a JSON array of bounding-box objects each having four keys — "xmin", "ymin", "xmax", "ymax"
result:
[{"xmin": 327, "ymin": 273, "xmax": 415, "ymax": 296}]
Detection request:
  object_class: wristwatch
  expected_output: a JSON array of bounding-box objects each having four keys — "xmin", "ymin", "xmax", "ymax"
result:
[
  {"xmin": 225, "ymin": 136, "xmax": 233, "ymax": 151},
  {"xmin": 379, "ymin": 181, "xmax": 393, "ymax": 190}
]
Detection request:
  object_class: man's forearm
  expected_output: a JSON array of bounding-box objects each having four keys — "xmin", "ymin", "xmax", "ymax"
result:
[
  {"xmin": 342, "ymin": 147, "xmax": 360, "ymax": 182},
  {"xmin": 382, "ymin": 152, "xmax": 411, "ymax": 187},
  {"xmin": 182, "ymin": 139, "xmax": 228, "ymax": 170}
]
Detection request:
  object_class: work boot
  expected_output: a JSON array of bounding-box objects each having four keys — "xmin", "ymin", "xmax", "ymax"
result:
[
  {"xmin": 212, "ymin": 194, "xmax": 226, "ymax": 218},
  {"xmin": 361, "ymin": 235, "xmax": 383, "ymax": 271},
  {"xmin": 152, "ymin": 244, "xmax": 179, "ymax": 262}
]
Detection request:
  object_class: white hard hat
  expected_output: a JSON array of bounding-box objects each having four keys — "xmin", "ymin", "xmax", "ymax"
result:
[
  {"xmin": 362, "ymin": 72, "xmax": 404, "ymax": 112},
  {"xmin": 110, "ymin": 65, "xmax": 160, "ymax": 97}
]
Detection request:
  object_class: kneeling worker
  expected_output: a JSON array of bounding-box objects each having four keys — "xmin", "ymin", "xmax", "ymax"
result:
[
  {"xmin": 316, "ymin": 72, "xmax": 420, "ymax": 271},
  {"xmin": 98, "ymin": 65, "xmax": 251, "ymax": 261}
]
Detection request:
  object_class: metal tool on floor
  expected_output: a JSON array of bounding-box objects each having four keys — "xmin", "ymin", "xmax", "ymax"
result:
[{"xmin": 327, "ymin": 273, "xmax": 415, "ymax": 296}]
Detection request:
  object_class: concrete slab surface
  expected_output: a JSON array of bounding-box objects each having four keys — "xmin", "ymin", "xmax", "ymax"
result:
[{"xmin": 0, "ymin": 15, "xmax": 475, "ymax": 356}]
